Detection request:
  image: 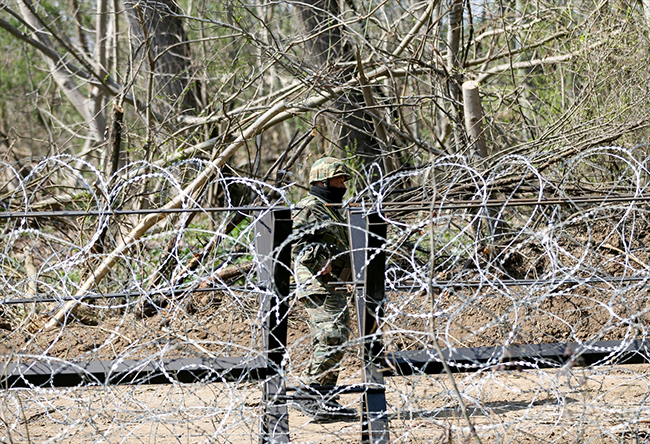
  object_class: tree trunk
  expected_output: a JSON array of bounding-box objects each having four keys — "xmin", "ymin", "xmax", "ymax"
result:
[
  {"xmin": 297, "ymin": 0, "xmax": 345, "ymax": 65},
  {"xmin": 514, "ymin": 0, "xmax": 535, "ymax": 141},
  {"xmin": 124, "ymin": 0, "xmax": 197, "ymax": 115},
  {"xmin": 104, "ymin": 103, "xmax": 124, "ymax": 178},
  {"xmin": 446, "ymin": 0, "xmax": 464, "ymax": 152},
  {"xmin": 92, "ymin": 0, "xmax": 108, "ymax": 135},
  {"xmin": 296, "ymin": 0, "xmax": 384, "ymax": 173},
  {"xmin": 462, "ymin": 81, "xmax": 487, "ymax": 158}
]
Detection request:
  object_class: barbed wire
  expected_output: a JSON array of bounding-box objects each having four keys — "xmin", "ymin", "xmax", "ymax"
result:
[{"xmin": 3, "ymin": 147, "xmax": 650, "ymax": 442}]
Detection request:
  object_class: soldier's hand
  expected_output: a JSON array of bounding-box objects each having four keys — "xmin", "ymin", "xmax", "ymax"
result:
[{"xmin": 317, "ymin": 262, "xmax": 332, "ymax": 276}]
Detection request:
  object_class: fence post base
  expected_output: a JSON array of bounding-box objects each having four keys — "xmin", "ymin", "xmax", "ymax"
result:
[
  {"xmin": 256, "ymin": 209, "xmax": 292, "ymax": 443},
  {"xmin": 349, "ymin": 211, "xmax": 390, "ymax": 444}
]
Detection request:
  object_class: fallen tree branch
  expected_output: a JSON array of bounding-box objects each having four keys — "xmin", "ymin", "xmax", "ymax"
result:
[
  {"xmin": 44, "ymin": 100, "xmax": 288, "ymax": 330},
  {"xmin": 447, "ymin": 116, "xmax": 650, "ymax": 198},
  {"xmin": 169, "ymin": 128, "xmax": 315, "ymax": 287},
  {"xmin": 198, "ymin": 262, "xmax": 254, "ymax": 287},
  {"xmin": 600, "ymin": 243, "xmax": 648, "ymax": 270}
]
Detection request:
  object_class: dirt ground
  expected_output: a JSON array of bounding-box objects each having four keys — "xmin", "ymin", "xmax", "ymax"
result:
[
  {"xmin": 2, "ymin": 284, "xmax": 650, "ymax": 443},
  {"xmin": 3, "ymin": 209, "xmax": 650, "ymax": 442},
  {"xmin": 4, "ymin": 363, "xmax": 650, "ymax": 443}
]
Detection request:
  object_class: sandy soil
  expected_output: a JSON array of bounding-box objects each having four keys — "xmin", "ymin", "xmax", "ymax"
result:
[{"xmin": 4, "ymin": 364, "xmax": 650, "ymax": 443}]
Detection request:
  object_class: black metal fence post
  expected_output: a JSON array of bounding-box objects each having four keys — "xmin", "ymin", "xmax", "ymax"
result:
[
  {"xmin": 349, "ymin": 211, "xmax": 390, "ymax": 444},
  {"xmin": 255, "ymin": 209, "xmax": 292, "ymax": 443}
]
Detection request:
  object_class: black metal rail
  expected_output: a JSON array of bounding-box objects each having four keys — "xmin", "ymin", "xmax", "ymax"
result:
[
  {"xmin": 384, "ymin": 339, "xmax": 650, "ymax": 376},
  {"xmin": 5, "ymin": 340, "xmax": 649, "ymax": 389},
  {"xmin": 1, "ymin": 356, "xmax": 266, "ymax": 388}
]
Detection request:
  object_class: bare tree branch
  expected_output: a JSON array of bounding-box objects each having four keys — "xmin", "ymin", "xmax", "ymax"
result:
[
  {"xmin": 475, "ymin": 42, "xmax": 607, "ymax": 84},
  {"xmin": 44, "ymin": 100, "xmax": 288, "ymax": 330}
]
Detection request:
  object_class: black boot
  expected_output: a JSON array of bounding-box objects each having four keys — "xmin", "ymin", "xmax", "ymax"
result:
[{"xmin": 293, "ymin": 386, "xmax": 358, "ymax": 423}]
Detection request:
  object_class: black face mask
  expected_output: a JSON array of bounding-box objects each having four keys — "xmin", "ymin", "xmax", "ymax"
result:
[{"xmin": 310, "ymin": 184, "xmax": 346, "ymax": 204}]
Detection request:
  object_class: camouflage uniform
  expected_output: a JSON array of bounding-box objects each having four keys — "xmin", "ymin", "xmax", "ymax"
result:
[{"xmin": 292, "ymin": 158, "xmax": 352, "ymax": 387}]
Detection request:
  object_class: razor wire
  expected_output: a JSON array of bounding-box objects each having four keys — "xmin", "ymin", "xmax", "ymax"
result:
[{"xmin": 2, "ymin": 147, "xmax": 650, "ymax": 442}]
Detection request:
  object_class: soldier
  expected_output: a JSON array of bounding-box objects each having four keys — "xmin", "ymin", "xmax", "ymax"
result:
[{"xmin": 291, "ymin": 157, "xmax": 358, "ymax": 422}]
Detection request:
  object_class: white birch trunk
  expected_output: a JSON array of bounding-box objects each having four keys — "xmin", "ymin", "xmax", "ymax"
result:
[{"xmin": 17, "ymin": 0, "xmax": 105, "ymax": 143}]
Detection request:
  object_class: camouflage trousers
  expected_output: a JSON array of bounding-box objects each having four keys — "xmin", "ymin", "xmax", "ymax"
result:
[{"xmin": 300, "ymin": 292, "xmax": 351, "ymax": 387}]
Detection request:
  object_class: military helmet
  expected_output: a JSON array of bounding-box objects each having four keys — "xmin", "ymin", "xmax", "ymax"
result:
[{"xmin": 309, "ymin": 157, "xmax": 352, "ymax": 184}]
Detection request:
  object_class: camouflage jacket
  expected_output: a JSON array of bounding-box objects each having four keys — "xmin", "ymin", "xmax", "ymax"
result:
[{"xmin": 291, "ymin": 193, "xmax": 351, "ymax": 298}]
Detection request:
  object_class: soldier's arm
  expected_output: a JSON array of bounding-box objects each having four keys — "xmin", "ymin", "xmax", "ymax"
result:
[
  {"xmin": 294, "ymin": 233, "xmax": 334, "ymax": 274},
  {"xmin": 293, "ymin": 207, "xmax": 335, "ymax": 275}
]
